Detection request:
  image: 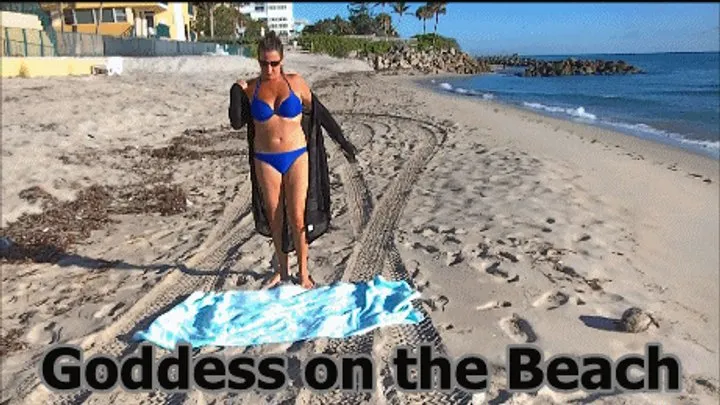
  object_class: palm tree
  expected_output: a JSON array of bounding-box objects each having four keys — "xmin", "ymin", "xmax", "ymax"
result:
[
  {"xmin": 376, "ymin": 12, "xmax": 391, "ymax": 37},
  {"xmin": 374, "ymin": 2, "xmax": 391, "ymax": 36},
  {"xmin": 209, "ymin": 3, "xmax": 215, "ymax": 37},
  {"xmin": 348, "ymin": 2, "xmax": 372, "ymax": 16},
  {"xmin": 192, "ymin": 2, "xmax": 217, "ymax": 37},
  {"xmin": 414, "ymin": 5, "xmax": 431, "ymax": 35},
  {"xmin": 392, "ymin": 2, "xmax": 410, "ymax": 27},
  {"xmin": 427, "ymin": 2, "xmax": 446, "ymax": 36}
]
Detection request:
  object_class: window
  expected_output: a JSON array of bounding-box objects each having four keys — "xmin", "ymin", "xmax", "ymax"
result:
[
  {"xmin": 101, "ymin": 9, "xmax": 114, "ymax": 22},
  {"xmin": 62, "ymin": 7, "xmax": 128, "ymax": 24},
  {"xmin": 63, "ymin": 9, "xmax": 74, "ymax": 24},
  {"xmin": 255, "ymin": 6, "xmax": 264, "ymax": 12},
  {"xmin": 114, "ymin": 8, "xmax": 126, "ymax": 22},
  {"xmin": 74, "ymin": 9, "xmax": 95, "ymax": 24}
]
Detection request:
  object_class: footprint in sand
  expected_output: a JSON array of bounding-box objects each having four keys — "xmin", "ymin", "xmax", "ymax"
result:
[
  {"xmin": 422, "ymin": 295, "xmax": 449, "ymax": 312},
  {"xmin": 685, "ymin": 376, "xmax": 720, "ymax": 397},
  {"xmin": 473, "ymin": 260, "xmax": 516, "ymax": 282},
  {"xmin": 92, "ymin": 302, "xmax": 125, "ymax": 319},
  {"xmin": 500, "ymin": 313, "xmax": 537, "ymax": 343},
  {"xmin": 413, "ymin": 224, "xmax": 439, "ymax": 237},
  {"xmin": 412, "ymin": 242, "xmax": 439, "ymax": 254},
  {"xmin": 476, "ymin": 300, "xmax": 512, "ymax": 311},
  {"xmin": 498, "ymin": 251, "xmax": 519, "ymax": 263},
  {"xmin": 443, "ymin": 234, "xmax": 462, "ymax": 245},
  {"xmin": 532, "ymin": 291, "xmax": 570, "ymax": 310},
  {"xmin": 26, "ymin": 321, "xmax": 62, "ymax": 345},
  {"xmin": 445, "ymin": 250, "xmax": 463, "ymax": 266},
  {"xmin": 576, "ymin": 233, "xmax": 592, "ymax": 242}
]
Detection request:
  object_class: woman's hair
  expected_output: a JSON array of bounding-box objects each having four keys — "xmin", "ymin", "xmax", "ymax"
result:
[{"xmin": 258, "ymin": 31, "xmax": 283, "ymax": 59}]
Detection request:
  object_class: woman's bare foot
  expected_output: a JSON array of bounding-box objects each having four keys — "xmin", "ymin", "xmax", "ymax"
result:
[
  {"xmin": 262, "ymin": 271, "xmax": 287, "ymax": 289},
  {"xmin": 298, "ymin": 274, "xmax": 315, "ymax": 289}
]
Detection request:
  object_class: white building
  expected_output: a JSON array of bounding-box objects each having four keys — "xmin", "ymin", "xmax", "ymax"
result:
[{"xmin": 236, "ymin": 2, "xmax": 295, "ymax": 39}]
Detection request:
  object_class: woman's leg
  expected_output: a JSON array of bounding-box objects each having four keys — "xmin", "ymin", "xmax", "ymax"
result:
[
  {"xmin": 254, "ymin": 158, "xmax": 289, "ymax": 288},
  {"xmin": 284, "ymin": 151, "xmax": 312, "ymax": 288}
]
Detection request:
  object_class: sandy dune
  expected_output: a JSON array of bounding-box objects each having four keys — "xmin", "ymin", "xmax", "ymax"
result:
[{"xmin": 1, "ymin": 52, "xmax": 718, "ymax": 405}]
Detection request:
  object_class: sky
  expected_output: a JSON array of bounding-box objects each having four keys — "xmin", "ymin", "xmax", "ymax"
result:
[{"xmin": 292, "ymin": 2, "xmax": 720, "ymax": 56}]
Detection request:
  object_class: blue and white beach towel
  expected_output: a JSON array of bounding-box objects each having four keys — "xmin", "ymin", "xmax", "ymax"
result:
[{"xmin": 133, "ymin": 275, "xmax": 424, "ymax": 350}]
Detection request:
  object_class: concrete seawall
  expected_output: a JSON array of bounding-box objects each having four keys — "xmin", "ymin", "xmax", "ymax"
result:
[{"xmin": 1, "ymin": 57, "xmax": 106, "ymax": 78}]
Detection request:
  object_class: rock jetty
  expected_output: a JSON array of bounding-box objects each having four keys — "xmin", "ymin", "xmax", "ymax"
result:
[
  {"xmin": 360, "ymin": 43, "xmax": 492, "ymax": 75},
  {"xmin": 477, "ymin": 54, "xmax": 537, "ymax": 67},
  {"xmin": 477, "ymin": 54, "xmax": 644, "ymax": 77},
  {"xmin": 521, "ymin": 58, "xmax": 644, "ymax": 77}
]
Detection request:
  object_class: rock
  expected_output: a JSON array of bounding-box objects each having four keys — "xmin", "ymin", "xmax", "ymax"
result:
[
  {"xmin": 620, "ymin": 307, "xmax": 659, "ymax": 333},
  {"xmin": 361, "ymin": 43, "xmax": 491, "ymax": 75},
  {"xmin": 486, "ymin": 55, "xmax": 645, "ymax": 77}
]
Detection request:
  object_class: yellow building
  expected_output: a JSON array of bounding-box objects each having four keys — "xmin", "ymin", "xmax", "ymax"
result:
[{"xmin": 40, "ymin": 2, "xmax": 195, "ymax": 40}]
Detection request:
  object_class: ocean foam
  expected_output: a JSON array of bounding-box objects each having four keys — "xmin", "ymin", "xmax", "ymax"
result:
[
  {"xmin": 438, "ymin": 82, "xmax": 494, "ymax": 100},
  {"xmin": 522, "ymin": 102, "xmax": 598, "ymax": 120},
  {"xmin": 602, "ymin": 121, "xmax": 720, "ymax": 155}
]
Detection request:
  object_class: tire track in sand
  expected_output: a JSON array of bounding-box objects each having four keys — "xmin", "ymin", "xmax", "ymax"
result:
[
  {"xmin": 295, "ymin": 111, "xmax": 472, "ymax": 405},
  {"xmin": 14, "ymin": 175, "xmax": 255, "ymax": 405},
  {"xmin": 181, "ymin": 112, "xmax": 374, "ymax": 405},
  {"xmin": 14, "ymin": 106, "xmax": 465, "ymax": 405},
  {"xmin": 82, "ymin": 98, "xmax": 379, "ymax": 405}
]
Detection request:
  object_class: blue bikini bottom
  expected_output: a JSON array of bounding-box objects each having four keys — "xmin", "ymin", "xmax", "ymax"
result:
[{"xmin": 254, "ymin": 146, "xmax": 307, "ymax": 175}]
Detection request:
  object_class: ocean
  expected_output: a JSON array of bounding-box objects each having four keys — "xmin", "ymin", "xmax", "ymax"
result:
[{"xmin": 424, "ymin": 52, "xmax": 720, "ymax": 159}]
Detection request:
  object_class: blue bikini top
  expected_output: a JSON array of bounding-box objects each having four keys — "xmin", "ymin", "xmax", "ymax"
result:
[{"xmin": 250, "ymin": 75, "xmax": 303, "ymax": 122}]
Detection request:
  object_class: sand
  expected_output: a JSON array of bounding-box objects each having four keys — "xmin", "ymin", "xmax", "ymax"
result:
[{"xmin": 1, "ymin": 51, "xmax": 718, "ymax": 405}]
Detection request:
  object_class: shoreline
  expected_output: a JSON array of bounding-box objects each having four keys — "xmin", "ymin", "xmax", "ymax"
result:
[
  {"xmin": 377, "ymin": 70, "xmax": 719, "ymax": 399},
  {"xmin": 412, "ymin": 73, "xmax": 720, "ymax": 164}
]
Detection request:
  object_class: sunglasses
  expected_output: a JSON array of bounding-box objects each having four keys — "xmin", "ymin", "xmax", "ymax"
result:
[{"xmin": 258, "ymin": 59, "xmax": 281, "ymax": 67}]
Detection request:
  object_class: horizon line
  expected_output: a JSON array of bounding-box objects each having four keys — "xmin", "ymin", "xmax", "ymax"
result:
[{"xmin": 468, "ymin": 50, "xmax": 720, "ymax": 57}]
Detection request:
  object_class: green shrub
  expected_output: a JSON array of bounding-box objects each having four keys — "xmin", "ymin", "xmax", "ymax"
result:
[
  {"xmin": 411, "ymin": 33, "xmax": 460, "ymax": 52},
  {"xmin": 297, "ymin": 34, "xmax": 394, "ymax": 58},
  {"xmin": 246, "ymin": 43, "xmax": 258, "ymax": 58},
  {"xmin": 297, "ymin": 33, "xmax": 462, "ymax": 57}
]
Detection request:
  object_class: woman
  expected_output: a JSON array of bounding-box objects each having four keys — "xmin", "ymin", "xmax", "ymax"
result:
[{"xmin": 231, "ymin": 32, "xmax": 351, "ymax": 290}]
